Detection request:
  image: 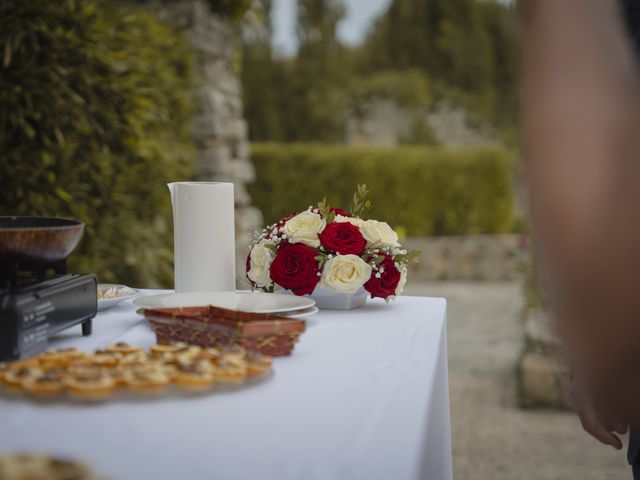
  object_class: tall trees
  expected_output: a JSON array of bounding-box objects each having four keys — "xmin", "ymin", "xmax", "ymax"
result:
[
  {"xmin": 242, "ymin": 0, "xmax": 347, "ymax": 142},
  {"xmin": 361, "ymin": 0, "xmax": 516, "ymax": 126},
  {"xmin": 240, "ymin": 0, "xmax": 517, "ymax": 142},
  {"xmin": 288, "ymin": 0, "xmax": 347, "ymax": 141}
]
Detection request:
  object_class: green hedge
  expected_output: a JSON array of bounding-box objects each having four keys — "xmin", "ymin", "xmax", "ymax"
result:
[
  {"xmin": 0, "ymin": 0, "xmax": 195, "ymax": 287},
  {"xmin": 249, "ymin": 144, "xmax": 515, "ymax": 236}
]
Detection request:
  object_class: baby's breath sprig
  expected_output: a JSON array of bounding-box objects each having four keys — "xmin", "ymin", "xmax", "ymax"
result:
[{"xmin": 394, "ymin": 250, "xmax": 421, "ymax": 265}]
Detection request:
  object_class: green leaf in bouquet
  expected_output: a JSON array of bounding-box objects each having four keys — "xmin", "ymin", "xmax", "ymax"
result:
[
  {"xmin": 264, "ymin": 243, "xmax": 278, "ymax": 253},
  {"xmin": 373, "ymin": 255, "xmax": 386, "ymax": 265},
  {"xmin": 395, "ymin": 249, "xmax": 422, "ymax": 265},
  {"xmin": 349, "ymin": 184, "xmax": 373, "ymax": 218},
  {"xmin": 317, "ymin": 197, "xmax": 332, "ymax": 219},
  {"xmin": 314, "ymin": 253, "xmax": 327, "ymax": 268}
]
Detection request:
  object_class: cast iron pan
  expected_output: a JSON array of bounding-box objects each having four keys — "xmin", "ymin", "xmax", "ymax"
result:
[{"xmin": 0, "ymin": 216, "xmax": 85, "ymax": 264}]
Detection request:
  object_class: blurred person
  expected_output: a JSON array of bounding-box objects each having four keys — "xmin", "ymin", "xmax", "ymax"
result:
[{"xmin": 519, "ymin": 0, "xmax": 640, "ymax": 477}]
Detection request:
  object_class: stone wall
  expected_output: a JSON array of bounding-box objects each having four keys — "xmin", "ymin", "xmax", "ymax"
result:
[
  {"xmin": 518, "ymin": 309, "xmax": 570, "ymax": 409},
  {"xmin": 404, "ymin": 234, "xmax": 526, "ymax": 281},
  {"xmin": 346, "ymin": 101, "xmax": 497, "ymax": 147},
  {"xmin": 145, "ymin": 0, "xmax": 263, "ymax": 285}
]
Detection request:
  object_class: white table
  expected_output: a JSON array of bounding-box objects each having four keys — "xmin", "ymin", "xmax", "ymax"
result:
[{"xmin": 0, "ymin": 292, "xmax": 452, "ymax": 480}]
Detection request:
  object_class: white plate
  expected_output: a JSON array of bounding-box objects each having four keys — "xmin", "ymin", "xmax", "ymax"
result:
[
  {"xmin": 281, "ymin": 306, "xmax": 319, "ymax": 318},
  {"xmin": 97, "ymin": 284, "xmax": 139, "ymax": 311},
  {"xmin": 133, "ymin": 291, "xmax": 316, "ymax": 314}
]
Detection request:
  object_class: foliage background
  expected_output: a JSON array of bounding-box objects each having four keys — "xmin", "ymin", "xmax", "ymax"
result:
[
  {"xmin": 0, "ymin": 0, "xmax": 519, "ymax": 287},
  {"xmin": 250, "ymin": 143, "xmax": 515, "ymax": 236},
  {"xmin": 0, "ymin": 0, "xmax": 195, "ymax": 287}
]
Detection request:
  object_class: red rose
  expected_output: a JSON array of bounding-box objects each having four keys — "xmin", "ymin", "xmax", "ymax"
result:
[
  {"xmin": 269, "ymin": 243, "xmax": 320, "ymax": 296},
  {"xmin": 364, "ymin": 254, "xmax": 401, "ymax": 300},
  {"xmin": 318, "ymin": 222, "xmax": 366, "ymax": 255}
]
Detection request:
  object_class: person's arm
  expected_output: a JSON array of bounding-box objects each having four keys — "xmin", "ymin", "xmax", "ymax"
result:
[{"xmin": 520, "ymin": 0, "xmax": 640, "ymax": 413}]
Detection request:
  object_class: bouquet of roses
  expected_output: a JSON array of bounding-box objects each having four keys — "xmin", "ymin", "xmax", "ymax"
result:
[{"xmin": 246, "ymin": 185, "xmax": 420, "ymax": 301}]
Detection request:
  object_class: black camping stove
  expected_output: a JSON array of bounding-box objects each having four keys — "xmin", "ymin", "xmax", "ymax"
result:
[{"xmin": 0, "ymin": 260, "xmax": 97, "ymax": 361}]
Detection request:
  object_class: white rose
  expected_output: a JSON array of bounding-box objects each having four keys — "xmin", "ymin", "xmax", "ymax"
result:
[
  {"xmin": 395, "ymin": 264, "xmax": 408, "ymax": 296},
  {"xmin": 334, "ymin": 214, "xmax": 365, "ymax": 229},
  {"xmin": 360, "ymin": 220, "xmax": 401, "ymax": 247},
  {"xmin": 247, "ymin": 241, "xmax": 274, "ymax": 288},
  {"xmin": 282, "ymin": 211, "xmax": 326, "ymax": 248},
  {"xmin": 321, "ymin": 254, "xmax": 372, "ymax": 294}
]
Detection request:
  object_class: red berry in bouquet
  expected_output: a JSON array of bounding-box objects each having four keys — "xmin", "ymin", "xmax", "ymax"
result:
[
  {"xmin": 364, "ymin": 254, "xmax": 402, "ymax": 300},
  {"xmin": 269, "ymin": 243, "xmax": 320, "ymax": 296},
  {"xmin": 276, "ymin": 212, "xmax": 298, "ymax": 228},
  {"xmin": 318, "ymin": 222, "xmax": 366, "ymax": 255}
]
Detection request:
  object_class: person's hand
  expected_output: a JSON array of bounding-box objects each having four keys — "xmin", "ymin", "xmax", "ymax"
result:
[{"xmin": 566, "ymin": 377, "xmax": 628, "ymax": 450}]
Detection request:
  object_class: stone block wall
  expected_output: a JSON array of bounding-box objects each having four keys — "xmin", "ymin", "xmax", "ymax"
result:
[
  {"xmin": 346, "ymin": 101, "xmax": 497, "ymax": 147},
  {"xmin": 403, "ymin": 234, "xmax": 526, "ymax": 281},
  {"xmin": 145, "ymin": 0, "xmax": 263, "ymax": 286},
  {"xmin": 518, "ymin": 309, "xmax": 570, "ymax": 409}
]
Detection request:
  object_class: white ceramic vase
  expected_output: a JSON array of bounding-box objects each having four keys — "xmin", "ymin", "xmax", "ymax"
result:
[{"xmin": 306, "ymin": 285, "xmax": 368, "ymax": 310}]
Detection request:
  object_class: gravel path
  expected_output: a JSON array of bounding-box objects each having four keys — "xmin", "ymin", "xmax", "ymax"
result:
[{"xmin": 404, "ymin": 281, "xmax": 630, "ymax": 480}]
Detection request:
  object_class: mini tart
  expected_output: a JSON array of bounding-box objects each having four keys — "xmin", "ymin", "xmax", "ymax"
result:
[
  {"xmin": 37, "ymin": 349, "xmax": 85, "ymax": 369},
  {"xmin": 212, "ymin": 361, "xmax": 247, "ymax": 385},
  {"xmin": 194, "ymin": 347, "xmax": 221, "ymax": 363},
  {"xmin": 117, "ymin": 350, "xmax": 149, "ymax": 363},
  {"xmin": 6, "ymin": 357, "xmax": 40, "ymax": 369},
  {"xmin": 173, "ymin": 361, "xmax": 215, "ymax": 391},
  {"xmin": 148, "ymin": 350, "xmax": 176, "ymax": 365},
  {"xmin": 74, "ymin": 353, "xmax": 119, "ymax": 368},
  {"xmin": 112, "ymin": 360, "xmax": 152, "ymax": 385},
  {"xmin": 173, "ymin": 345, "xmax": 203, "ymax": 363},
  {"xmin": 3, "ymin": 366, "xmax": 42, "ymax": 392},
  {"xmin": 104, "ymin": 342, "xmax": 144, "ymax": 356},
  {"xmin": 22, "ymin": 370, "xmax": 65, "ymax": 398},
  {"xmin": 122, "ymin": 368, "xmax": 171, "ymax": 393},
  {"xmin": 150, "ymin": 342, "xmax": 189, "ymax": 355},
  {"xmin": 220, "ymin": 344, "xmax": 246, "ymax": 360},
  {"xmin": 66, "ymin": 364, "xmax": 108, "ymax": 377},
  {"xmin": 65, "ymin": 373, "xmax": 116, "ymax": 401},
  {"xmin": 245, "ymin": 352, "xmax": 272, "ymax": 378}
]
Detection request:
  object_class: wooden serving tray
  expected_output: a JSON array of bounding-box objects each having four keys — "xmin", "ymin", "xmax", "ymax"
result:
[{"xmin": 144, "ymin": 306, "xmax": 306, "ymax": 356}]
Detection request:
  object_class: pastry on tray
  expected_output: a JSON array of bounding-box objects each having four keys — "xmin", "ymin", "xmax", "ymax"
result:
[
  {"xmin": 74, "ymin": 353, "xmax": 119, "ymax": 368},
  {"xmin": 104, "ymin": 342, "xmax": 144, "ymax": 356},
  {"xmin": 211, "ymin": 360, "xmax": 247, "ymax": 385},
  {"xmin": 122, "ymin": 367, "xmax": 171, "ymax": 394},
  {"xmin": 0, "ymin": 341, "xmax": 272, "ymax": 401},
  {"xmin": 65, "ymin": 371, "xmax": 117, "ymax": 401},
  {"xmin": 3, "ymin": 365, "xmax": 42, "ymax": 393},
  {"xmin": 150, "ymin": 342, "xmax": 190, "ymax": 355},
  {"xmin": 174, "ymin": 360, "xmax": 215, "ymax": 391},
  {"xmin": 245, "ymin": 352, "xmax": 273, "ymax": 378},
  {"xmin": 37, "ymin": 348, "xmax": 86, "ymax": 368}
]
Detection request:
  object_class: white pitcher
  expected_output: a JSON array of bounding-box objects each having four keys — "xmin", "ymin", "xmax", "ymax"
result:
[{"xmin": 168, "ymin": 182, "xmax": 236, "ymax": 292}]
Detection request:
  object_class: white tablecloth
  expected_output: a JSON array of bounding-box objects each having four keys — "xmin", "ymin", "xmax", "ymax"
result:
[{"xmin": 0, "ymin": 292, "xmax": 452, "ymax": 480}]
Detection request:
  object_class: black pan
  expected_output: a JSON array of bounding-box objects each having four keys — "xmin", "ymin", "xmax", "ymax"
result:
[{"xmin": 0, "ymin": 216, "xmax": 85, "ymax": 264}]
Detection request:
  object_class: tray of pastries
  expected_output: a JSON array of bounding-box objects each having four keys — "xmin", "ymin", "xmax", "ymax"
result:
[
  {"xmin": 0, "ymin": 342, "xmax": 272, "ymax": 402},
  {"xmin": 144, "ymin": 305, "xmax": 306, "ymax": 356}
]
